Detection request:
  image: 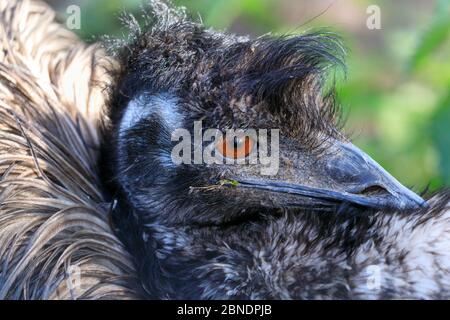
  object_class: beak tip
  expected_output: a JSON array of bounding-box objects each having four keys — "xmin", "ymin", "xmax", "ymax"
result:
[{"xmin": 395, "ymin": 190, "xmax": 427, "ymax": 211}]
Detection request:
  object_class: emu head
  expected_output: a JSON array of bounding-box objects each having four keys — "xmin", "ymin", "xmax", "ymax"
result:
[{"xmin": 103, "ymin": 4, "xmax": 425, "ymax": 298}]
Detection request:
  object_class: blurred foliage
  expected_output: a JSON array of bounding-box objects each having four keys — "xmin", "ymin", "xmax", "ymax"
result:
[
  {"xmin": 53, "ymin": 0, "xmax": 450, "ymax": 191},
  {"xmin": 431, "ymin": 93, "xmax": 450, "ymax": 185},
  {"xmin": 409, "ymin": 0, "xmax": 450, "ymax": 70}
]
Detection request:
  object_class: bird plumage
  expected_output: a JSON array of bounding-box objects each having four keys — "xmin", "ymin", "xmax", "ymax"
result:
[
  {"xmin": 0, "ymin": 0, "xmax": 448, "ymax": 300},
  {"xmin": 0, "ymin": 0, "xmax": 139, "ymax": 299}
]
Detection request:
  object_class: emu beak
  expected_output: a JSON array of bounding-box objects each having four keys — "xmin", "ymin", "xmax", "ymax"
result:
[{"xmin": 234, "ymin": 141, "xmax": 426, "ymax": 211}]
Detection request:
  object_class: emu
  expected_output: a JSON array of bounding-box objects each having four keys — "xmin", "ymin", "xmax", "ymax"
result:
[
  {"xmin": 102, "ymin": 2, "xmax": 446, "ymax": 299},
  {"xmin": 0, "ymin": 0, "xmax": 449, "ymax": 300}
]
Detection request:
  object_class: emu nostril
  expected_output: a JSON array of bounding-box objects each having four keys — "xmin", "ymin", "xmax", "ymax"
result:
[{"xmin": 354, "ymin": 185, "xmax": 389, "ymax": 197}]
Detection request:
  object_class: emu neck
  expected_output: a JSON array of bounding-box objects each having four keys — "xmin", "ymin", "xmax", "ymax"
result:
[{"xmin": 118, "ymin": 193, "xmax": 450, "ymax": 299}]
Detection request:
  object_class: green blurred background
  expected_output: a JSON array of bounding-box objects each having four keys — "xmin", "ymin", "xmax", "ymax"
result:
[{"xmin": 46, "ymin": 0, "xmax": 450, "ymax": 191}]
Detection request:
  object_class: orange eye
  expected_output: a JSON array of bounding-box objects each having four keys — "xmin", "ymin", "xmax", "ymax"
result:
[{"xmin": 216, "ymin": 135, "xmax": 254, "ymax": 159}]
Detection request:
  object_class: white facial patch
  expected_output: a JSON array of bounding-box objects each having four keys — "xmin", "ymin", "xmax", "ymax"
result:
[{"xmin": 119, "ymin": 93, "xmax": 181, "ymax": 139}]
